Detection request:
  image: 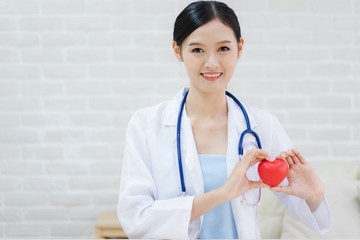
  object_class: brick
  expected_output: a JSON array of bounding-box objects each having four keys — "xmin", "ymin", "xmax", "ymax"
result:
[
  {"xmin": 334, "ymin": 15, "xmax": 360, "ymax": 30},
  {"xmin": 0, "ymin": 66, "xmax": 40, "ymax": 79},
  {"xmin": 294, "ymin": 142, "xmax": 330, "ymax": 157},
  {"xmin": 43, "ymin": 131, "xmax": 86, "ymax": 143},
  {"xmin": 21, "ymin": 81, "xmax": 64, "ymax": 95},
  {"xmin": 113, "ymin": 14, "xmax": 154, "ymax": 31},
  {"xmin": 245, "ymin": 46, "xmax": 288, "ymax": 62},
  {"xmin": 87, "ymin": 0, "xmax": 130, "ymax": 14},
  {"xmin": 92, "ymin": 192, "xmax": 118, "ymax": 205},
  {"xmin": 269, "ymin": 0, "xmax": 309, "ymax": 12},
  {"xmin": 241, "ymin": 14, "xmax": 289, "ymax": 29},
  {"xmin": 23, "ymin": 177, "xmax": 66, "ymax": 191},
  {"xmin": 265, "ymin": 63, "xmax": 308, "ymax": 78},
  {"xmin": 134, "ymin": 32, "xmax": 172, "ymax": 48},
  {"xmin": 45, "ymin": 162, "xmax": 87, "ymax": 175},
  {"xmin": 88, "ymin": 130, "xmax": 124, "ymax": 143},
  {"xmin": 67, "ymin": 49, "xmax": 109, "ymax": 63},
  {"xmin": 288, "ymin": 111, "xmax": 331, "ymax": 125},
  {"xmin": 21, "ymin": 114, "xmax": 65, "ymax": 127},
  {"xmin": 6, "ymin": 223, "xmax": 48, "ymax": 237},
  {"xmin": 0, "ymin": 80, "xmax": 18, "ymax": 96},
  {"xmin": 20, "ymin": 16, "xmax": 63, "ymax": 31},
  {"xmin": 22, "ymin": 49, "xmax": 64, "ymax": 63},
  {"xmin": 89, "ymin": 96, "xmax": 132, "ymax": 111},
  {"xmin": 0, "ymin": 177, "xmax": 21, "ymax": 191},
  {"xmin": 0, "ymin": 97, "xmax": 41, "ymax": 112},
  {"xmin": 5, "ymin": 193, "xmax": 47, "ymax": 206},
  {"xmin": 267, "ymin": 31, "xmax": 312, "ymax": 45},
  {"xmin": 0, "ymin": 130, "xmax": 39, "ymax": 143},
  {"xmin": 65, "ymin": 16, "xmax": 109, "ymax": 31},
  {"xmin": 0, "ymin": 17, "xmax": 18, "ymax": 30},
  {"xmin": 285, "ymin": 126, "xmax": 308, "ymax": 140},
  {"xmin": 0, "ymin": 208, "xmax": 23, "ymax": 221},
  {"xmin": 289, "ymin": 48, "xmax": 330, "ymax": 61},
  {"xmin": 332, "ymin": 111, "xmax": 360, "ymax": 124},
  {"xmin": 88, "ymin": 33, "xmax": 130, "ymax": 46},
  {"xmin": 43, "ymin": 98, "xmax": 87, "ymax": 111},
  {"xmin": 310, "ymin": 63, "xmax": 352, "ymax": 77},
  {"xmin": 112, "ymin": 49, "xmax": 154, "ymax": 62},
  {"xmin": 43, "ymin": 33, "xmax": 86, "ymax": 47},
  {"xmin": 332, "ymin": 47, "xmax": 360, "ymax": 61},
  {"xmin": 69, "ymin": 113, "xmax": 111, "ymax": 126},
  {"xmin": 68, "ymin": 176, "xmax": 119, "ymax": 190},
  {"xmin": 112, "ymin": 81, "xmax": 157, "ymax": 95},
  {"xmin": 0, "ymin": 33, "xmax": 39, "ymax": 47},
  {"xmin": 312, "ymin": 30, "xmax": 354, "ymax": 45},
  {"xmin": 332, "ymin": 79, "xmax": 360, "ymax": 94},
  {"xmin": 0, "ymin": 0, "xmax": 39, "ymax": 14},
  {"xmin": 132, "ymin": 0, "xmax": 176, "ymax": 14},
  {"xmin": 0, "ymin": 49, "xmax": 19, "ymax": 63},
  {"xmin": 65, "ymin": 146, "xmax": 110, "ymax": 159},
  {"xmin": 332, "ymin": 143, "xmax": 360, "ymax": 157},
  {"xmin": 309, "ymin": 127, "xmax": 351, "ymax": 141},
  {"xmin": 43, "ymin": 65, "xmax": 86, "ymax": 79},
  {"xmin": 267, "ymin": 97, "xmax": 306, "ymax": 109},
  {"xmin": 288, "ymin": 80, "xmax": 330, "ymax": 94},
  {"xmin": 289, "ymin": 15, "xmax": 332, "ymax": 30},
  {"xmin": 311, "ymin": 0, "xmax": 352, "ymax": 13},
  {"xmin": 41, "ymin": 0, "xmax": 84, "ymax": 14},
  {"xmin": 89, "ymin": 160, "xmax": 122, "ymax": 174},
  {"xmin": 310, "ymin": 95, "xmax": 352, "ymax": 109},
  {"xmin": 66, "ymin": 80, "xmax": 111, "ymax": 95},
  {"xmin": 69, "ymin": 206, "xmax": 99, "ymax": 220},
  {"xmin": 88, "ymin": 65, "xmax": 131, "ymax": 79},
  {"xmin": 0, "ymin": 146, "xmax": 20, "ymax": 160},
  {"xmin": 48, "ymin": 193, "xmax": 90, "ymax": 206},
  {"xmin": 50, "ymin": 223, "xmax": 93, "ymax": 237},
  {"xmin": 24, "ymin": 208, "xmax": 68, "ymax": 221},
  {"xmin": 1, "ymin": 161, "xmax": 43, "ymax": 175},
  {"xmin": 22, "ymin": 146, "xmax": 64, "ymax": 160}
]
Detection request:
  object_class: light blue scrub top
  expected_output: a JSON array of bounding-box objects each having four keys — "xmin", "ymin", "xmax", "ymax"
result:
[{"xmin": 198, "ymin": 155, "xmax": 238, "ymax": 239}]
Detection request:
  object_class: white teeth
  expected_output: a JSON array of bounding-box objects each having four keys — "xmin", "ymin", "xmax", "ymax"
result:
[{"xmin": 202, "ymin": 73, "xmax": 222, "ymax": 78}]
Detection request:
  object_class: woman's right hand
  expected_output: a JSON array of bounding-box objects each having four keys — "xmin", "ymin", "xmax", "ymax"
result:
[{"xmin": 218, "ymin": 148, "xmax": 271, "ymax": 201}]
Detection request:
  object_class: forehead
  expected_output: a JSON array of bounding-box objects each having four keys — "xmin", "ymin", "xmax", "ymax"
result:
[{"xmin": 182, "ymin": 18, "xmax": 237, "ymax": 46}]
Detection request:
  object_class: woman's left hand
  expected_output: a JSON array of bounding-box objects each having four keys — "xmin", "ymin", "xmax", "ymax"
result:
[{"xmin": 270, "ymin": 148, "xmax": 325, "ymax": 212}]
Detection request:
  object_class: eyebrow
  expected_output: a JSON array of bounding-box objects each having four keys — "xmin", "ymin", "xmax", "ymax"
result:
[{"xmin": 188, "ymin": 40, "xmax": 232, "ymax": 46}]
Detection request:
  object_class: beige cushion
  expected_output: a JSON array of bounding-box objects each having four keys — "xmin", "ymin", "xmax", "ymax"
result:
[{"xmin": 280, "ymin": 161, "xmax": 360, "ymax": 239}]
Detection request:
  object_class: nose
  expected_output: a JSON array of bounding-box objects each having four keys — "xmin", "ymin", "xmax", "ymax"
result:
[{"xmin": 204, "ymin": 53, "xmax": 220, "ymax": 70}]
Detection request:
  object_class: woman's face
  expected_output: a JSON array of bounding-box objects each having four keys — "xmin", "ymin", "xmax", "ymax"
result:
[{"xmin": 173, "ymin": 18, "xmax": 243, "ymax": 94}]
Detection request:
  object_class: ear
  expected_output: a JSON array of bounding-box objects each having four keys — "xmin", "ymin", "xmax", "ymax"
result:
[
  {"xmin": 237, "ymin": 38, "xmax": 244, "ymax": 59},
  {"xmin": 172, "ymin": 41, "xmax": 183, "ymax": 62}
]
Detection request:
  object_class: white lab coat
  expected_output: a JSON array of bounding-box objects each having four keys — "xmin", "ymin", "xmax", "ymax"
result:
[{"xmin": 118, "ymin": 88, "xmax": 331, "ymax": 239}]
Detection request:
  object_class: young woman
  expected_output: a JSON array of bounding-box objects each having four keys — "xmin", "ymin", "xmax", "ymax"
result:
[{"xmin": 118, "ymin": 1, "xmax": 331, "ymax": 239}]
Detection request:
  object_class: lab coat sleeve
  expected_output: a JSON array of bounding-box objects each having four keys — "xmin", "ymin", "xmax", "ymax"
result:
[
  {"xmin": 270, "ymin": 115, "xmax": 331, "ymax": 235},
  {"xmin": 117, "ymin": 109, "xmax": 196, "ymax": 239}
]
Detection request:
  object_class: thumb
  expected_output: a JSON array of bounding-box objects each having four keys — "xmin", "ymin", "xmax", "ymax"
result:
[
  {"xmin": 249, "ymin": 180, "xmax": 270, "ymax": 189},
  {"xmin": 270, "ymin": 185, "xmax": 292, "ymax": 195}
]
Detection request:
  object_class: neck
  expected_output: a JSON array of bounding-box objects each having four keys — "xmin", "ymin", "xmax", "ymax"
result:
[{"xmin": 185, "ymin": 87, "xmax": 228, "ymax": 120}]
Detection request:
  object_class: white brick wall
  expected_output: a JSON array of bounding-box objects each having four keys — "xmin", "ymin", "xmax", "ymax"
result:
[{"xmin": 0, "ymin": 0, "xmax": 359, "ymax": 238}]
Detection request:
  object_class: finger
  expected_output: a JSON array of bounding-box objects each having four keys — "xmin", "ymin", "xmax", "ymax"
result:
[
  {"xmin": 292, "ymin": 148, "xmax": 307, "ymax": 164},
  {"xmin": 290, "ymin": 149, "xmax": 301, "ymax": 165},
  {"xmin": 270, "ymin": 185, "xmax": 292, "ymax": 195},
  {"xmin": 284, "ymin": 151, "xmax": 294, "ymax": 166},
  {"xmin": 249, "ymin": 180, "xmax": 270, "ymax": 189}
]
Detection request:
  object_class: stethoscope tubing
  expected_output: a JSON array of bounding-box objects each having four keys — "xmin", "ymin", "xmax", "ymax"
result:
[{"xmin": 176, "ymin": 89, "xmax": 262, "ymax": 197}]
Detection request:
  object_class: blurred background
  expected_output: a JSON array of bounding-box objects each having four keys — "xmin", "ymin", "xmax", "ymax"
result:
[{"xmin": 0, "ymin": 0, "xmax": 359, "ymax": 238}]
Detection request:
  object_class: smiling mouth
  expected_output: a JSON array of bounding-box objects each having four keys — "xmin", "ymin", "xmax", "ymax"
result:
[{"xmin": 201, "ymin": 72, "xmax": 223, "ymax": 81}]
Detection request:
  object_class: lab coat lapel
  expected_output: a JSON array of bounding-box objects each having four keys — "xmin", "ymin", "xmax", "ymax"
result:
[
  {"xmin": 226, "ymin": 95, "xmax": 260, "ymax": 239},
  {"xmin": 163, "ymin": 88, "xmax": 204, "ymax": 196}
]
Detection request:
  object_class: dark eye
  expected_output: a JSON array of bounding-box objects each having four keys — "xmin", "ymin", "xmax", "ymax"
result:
[
  {"xmin": 219, "ymin": 46, "xmax": 230, "ymax": 52},
  {"xmin": 192, "ymin": 48, "xmax": 204, "ymax": 53}
]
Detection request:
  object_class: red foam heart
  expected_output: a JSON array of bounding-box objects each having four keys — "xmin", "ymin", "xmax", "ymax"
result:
[{"xmin": 258, "ymin": 158, "xmax": 288, "ymax": 187}]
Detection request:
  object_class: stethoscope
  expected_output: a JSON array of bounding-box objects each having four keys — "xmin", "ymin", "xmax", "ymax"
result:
[{"xmin": 177, "ymin": 89, "xmax": 262, "ymax": 205}]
